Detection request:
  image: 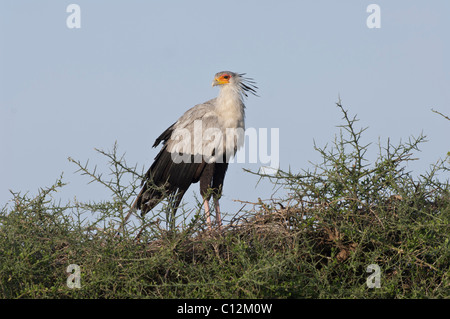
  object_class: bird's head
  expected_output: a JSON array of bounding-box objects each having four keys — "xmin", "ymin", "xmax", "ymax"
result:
[
  {"xmin": 212, "ymin": 71, "xmax": 236, "ymax": 87},
  {"xmin": 212, "ymin": 71, "xmax": 258, "ymax": 97}
]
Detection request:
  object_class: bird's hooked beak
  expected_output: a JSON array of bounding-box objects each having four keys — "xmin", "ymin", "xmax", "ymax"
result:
[{"xmin": 212, "ymin": 75, "xmax": 230, "ymax": 87}]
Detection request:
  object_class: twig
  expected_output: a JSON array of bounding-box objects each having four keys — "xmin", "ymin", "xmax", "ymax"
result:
[{"xmin": 431, "ymin": 108, "xmax": 450, "ymax": 121}]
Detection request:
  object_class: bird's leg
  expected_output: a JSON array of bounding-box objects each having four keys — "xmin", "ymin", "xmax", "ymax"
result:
[
  {"xmin": 214, "ymin": 198, "xmax": 222, "ymax": 229},
  {"xmin": 203, "ymin": 199, "xmax": 212, "ymax": 229}
]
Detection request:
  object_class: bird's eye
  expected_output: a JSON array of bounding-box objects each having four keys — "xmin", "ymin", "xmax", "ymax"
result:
[{"xmin": 223, "ymin": 75, "xmax": 230, "ymax": 80}]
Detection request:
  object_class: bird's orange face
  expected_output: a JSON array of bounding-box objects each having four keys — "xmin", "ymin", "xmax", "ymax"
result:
[{"xmin": 212, "ymin": 73, "xmax": 232, "ymax": 86}]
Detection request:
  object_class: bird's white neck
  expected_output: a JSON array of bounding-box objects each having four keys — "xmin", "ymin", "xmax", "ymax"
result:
[{"xmin": 215, "ymin": 85, "xmax": 245, "ymax": 130}]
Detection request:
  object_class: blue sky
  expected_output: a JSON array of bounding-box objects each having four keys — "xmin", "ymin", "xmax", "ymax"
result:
[{"xmin": 1, "ymin": 1, "xmax": 449, "ymax": 219}]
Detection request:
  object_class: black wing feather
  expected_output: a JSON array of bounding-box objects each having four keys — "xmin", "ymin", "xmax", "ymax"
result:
[{"xmin": 133, "ymin": 125, "xmax": 208, "ymax": 216}]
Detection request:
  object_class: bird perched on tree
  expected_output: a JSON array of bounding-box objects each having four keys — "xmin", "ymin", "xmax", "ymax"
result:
[{"xmin": 131, "ymin": 71, "xmax": 257, "ymax": 229}]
